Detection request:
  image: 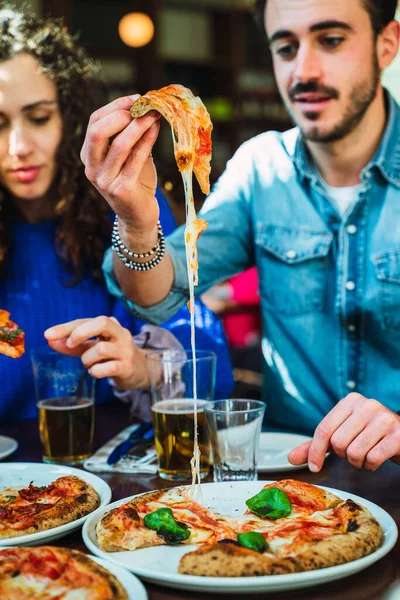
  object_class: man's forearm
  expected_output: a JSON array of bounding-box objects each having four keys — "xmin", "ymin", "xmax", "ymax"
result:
[{"xmin": 113, "ymin": 225, "xmax": 175, "ymax": 307}]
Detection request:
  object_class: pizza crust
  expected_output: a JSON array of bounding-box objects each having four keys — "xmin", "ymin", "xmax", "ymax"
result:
[{"xmin": 0, "ymin": 341, "xmax": 24, "ymax": 358}]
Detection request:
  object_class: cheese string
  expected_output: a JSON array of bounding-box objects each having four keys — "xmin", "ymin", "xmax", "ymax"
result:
[{"xmin": 181, "ymin": 168, "xmax": 202, "ymax": 502}]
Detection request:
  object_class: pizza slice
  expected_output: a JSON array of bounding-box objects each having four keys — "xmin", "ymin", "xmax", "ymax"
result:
[
  {"xmin": 0, "ymin": 547, "xmax": 128, "ymax": 599},
  {"xmin": 0, "ymin": 476, "xmax": 100, "ymax": 539},
  {"xmin": 130, "ymin": 83, "xmax": 212, "ymax": 195},
  {"xmin": 0, "ymin": 310, "xmax": 24, "ymax": 358},
  {"xmin": 96, "ymin": 486, "xmax": 236, "ymax": 552},
  {"xmin": 178, "ymin": 481, "xmax": 383, "ymax": 576}
]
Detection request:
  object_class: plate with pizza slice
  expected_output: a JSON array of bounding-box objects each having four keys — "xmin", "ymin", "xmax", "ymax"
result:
[
  {"xmin": 82, "ymin": 479, "xmax": 397, "ymax": 594},
  {"xmin": 0, "ymin": 463, "xmax": 111, "ymax": 547},
  {"xmin": 0, "ymin": 546, "xmax": 148, "ymax": 600}
]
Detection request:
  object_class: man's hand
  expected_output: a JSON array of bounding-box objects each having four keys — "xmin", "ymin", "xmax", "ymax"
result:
[
  {"xmin": 288, "ymin": 393, "xmax": 400, "ymax": 472},
  {"xmin": 81, "ymin": 95, "xmax": 161, "ymax": 238},
  {"xmin": 44, "ymin": 316, "xmax": 148, "ymax": 391}
]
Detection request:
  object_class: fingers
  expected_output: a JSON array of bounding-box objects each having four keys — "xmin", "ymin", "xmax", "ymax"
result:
[
  {"xmin": 306, "ymin": 394, "xmax": 360, "ymax": 472},
  {"xmin": 329, "ymin": 412, "xmax": 369, "ymax": 460},
  {"xmin": 89, "ymin": 361, "xmax": 121, "ymax": 379},
  {"xmin": 80, "ymin": 109, "xmax": 133, "ymax": 169},
  {"xmin": 44, "ymin": 319, "xmax": 89, "ymax": 341},
  {"xmin": 65, "ymin": 316, "xmax": 122, "ymax": 349},
  {"xmin": 88, "ymin": 95, "xmax": 137, "ymax": 128},
  {"xmin": 364, "ymin": 434, "xmax": 400, "ymax": 471},
  {"xmin": 114, "ymin": 120, "xmax": 160, "ymax": 185},
  {"xmin": 47, "ymin": 338, "xmax": 94, "ymax": 358},
  {"xmin": 100, "ymin": 114, "xmax": 160, "ymax": 186},
  {"xmin": 81, "ymin": 340, "xmax": 117, "ymax": 369},
  {"xmin": 288, "ymin": 440, "xmax": 311, "ymax": 466}
]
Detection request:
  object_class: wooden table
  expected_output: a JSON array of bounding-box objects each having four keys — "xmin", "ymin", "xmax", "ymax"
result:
[{"xmin": 1, "ymin": 402, "xmax": 399, "ymax": 600}]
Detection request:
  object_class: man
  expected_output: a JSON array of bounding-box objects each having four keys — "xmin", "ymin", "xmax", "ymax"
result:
[{"xmin": 81, "ymin": 0, "xmax": 400, "ymax": 473}]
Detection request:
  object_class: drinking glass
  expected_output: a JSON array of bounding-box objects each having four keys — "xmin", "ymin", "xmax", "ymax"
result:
[
  {"xmin": 31, "ymin": 348, "xmax": 95, "ymax": 465},
  {"xmin": 146, "ymin": 349, "xmax": 216, "ymax": 481},
  {"xmin": 204, "ymin": 399, "xmax": 265, "ymax": 482}
]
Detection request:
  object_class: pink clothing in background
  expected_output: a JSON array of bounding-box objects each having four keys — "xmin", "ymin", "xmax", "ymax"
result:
[{"xmin": 223, "ymin": 267, "xmax": 261, "ymax": 348}]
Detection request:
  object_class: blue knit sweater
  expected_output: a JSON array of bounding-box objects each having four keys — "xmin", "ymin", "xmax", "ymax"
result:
[{"xmin": 0, "ymin": 192, "xmax": 233, "ymax": 422}]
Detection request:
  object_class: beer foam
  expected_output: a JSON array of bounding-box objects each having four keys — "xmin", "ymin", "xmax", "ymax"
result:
[
  {"xmin": 37, "ymin": 397, "xmax": 93, "ymax": 410},
  {"xmin": 151, "ymin": 399, "xmax": 209, "ymax": 415}
]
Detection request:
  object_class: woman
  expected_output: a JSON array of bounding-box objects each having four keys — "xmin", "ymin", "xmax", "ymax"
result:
[{"xmin": 0, "ymin": 6, "xmax": 233, "ymax": 422}]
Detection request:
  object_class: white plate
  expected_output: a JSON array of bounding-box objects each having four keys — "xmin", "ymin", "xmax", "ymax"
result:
[
  {"xmin": 91, "ymin": 557, "xmax": 148, "ymax": 600},
  {"xmin": 0, "ymin": 463, "xmax": 112, "ymax": 546},
  {"xmin": 257, "ymin": 432, "xmax": 312, "ymax": 472},
  {"xmin": 0, "ymin": 436, "xmax": 18, "ymax": 461},
  {"xmin": 82, "ymin": 481, "xmax": 398, "ymax": 595}
]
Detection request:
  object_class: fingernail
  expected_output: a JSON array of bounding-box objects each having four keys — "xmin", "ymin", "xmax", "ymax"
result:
[
  {"xmin": 44, "ymin": 328, "xmax": 53, "ymax": 338},
  {"xmin": 66, "ymin": 338, "xmax": 73, "ymax": 348},
  {"xmin": 309, "ymin": 462, "xmax": 319, "ymax": 473},
  {"xmin": 130, "ymin": 94, "xmax": 140, "ymax": 101}
]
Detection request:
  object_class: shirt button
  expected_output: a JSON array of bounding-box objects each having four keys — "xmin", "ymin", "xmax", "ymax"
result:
[
  {"xmin": 346, "ymin": 380, "xmax": 357, "ymax": 390},
  {"xmin": 345, "ymin": 281, "xmax": 356, "ymax": 291},
  {"xmin": 286, "ymin": 250, "xmax": 297, "ymax": 260},
  {"xmin": 348, "ymin": 324, "xmax": 356, "ymax": 333},
  {"xmin": 346, "ymin": 225, "xmax": 357, "ymax": 235},
  {"xmin": 364, "ymin": 171, "xmax": 371, "ymax": 179}
]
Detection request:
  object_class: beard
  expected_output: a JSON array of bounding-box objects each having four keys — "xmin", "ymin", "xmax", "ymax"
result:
[{"xmin": 284, "ymin": 53, "xmax": 381, "ymax": 143}]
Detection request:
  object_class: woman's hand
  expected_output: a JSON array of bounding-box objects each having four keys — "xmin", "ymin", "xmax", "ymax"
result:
[
  {"xmin": 288, "ymin": 393, "xmax": 400, "ymax": 472},
  {"xmin": 44, "ymin": 316, "xmax": 148, "ymax": 390},
  {"xmin": 81, "ymin": 95, "xmax": 161, "ymax": 240}
]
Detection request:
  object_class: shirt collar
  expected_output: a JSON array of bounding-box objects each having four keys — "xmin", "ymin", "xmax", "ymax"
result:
[{"xmin": 289, "ymin": 91, "xmax": 400, "ymax": 189}]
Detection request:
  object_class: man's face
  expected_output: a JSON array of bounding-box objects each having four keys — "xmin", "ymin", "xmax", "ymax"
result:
[{"xmin": 265, "ymin": 0, "xmax": 382, "ymax": 143}]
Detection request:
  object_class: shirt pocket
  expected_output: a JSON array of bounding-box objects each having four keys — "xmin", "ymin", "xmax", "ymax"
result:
[
  {"xmin": 255, "ymin": 224, "xmax": 333, "ymax": 316},
  {"xmin": 373, "ymin": 250, "xmax": 400, "ymax": 330}
]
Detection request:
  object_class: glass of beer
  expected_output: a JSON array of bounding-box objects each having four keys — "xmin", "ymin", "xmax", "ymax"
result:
[
  {"xmin": 146, "ymin": 350, "xmax": 216, "ymax": 481},
  {"xmin": 31, "ymin": 348, "xmax": 95, "ymax": 465}
]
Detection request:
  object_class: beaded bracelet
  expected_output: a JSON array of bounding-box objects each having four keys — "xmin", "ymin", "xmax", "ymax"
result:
[
  {"xmin": 111, "ymin": 217, "xmax": 166, "ymax": 271},
  {"xmin": 112, "ymin": 216, "xmax": 162, "ymax": 258}
]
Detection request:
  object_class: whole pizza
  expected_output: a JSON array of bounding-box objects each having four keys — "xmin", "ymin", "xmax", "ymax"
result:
[
  {"xmin": 96, "ymin": 479, "xmax": 383, "ymax": 576},
  {"xmin": 0, "ymin": 475, "xmax": 100, "ymax": 539},
  {"xmin": 0, "ymin": 546, "xmax": 128, "ymax": 599}
]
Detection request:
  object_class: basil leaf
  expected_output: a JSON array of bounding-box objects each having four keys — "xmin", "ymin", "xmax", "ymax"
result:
[
  {"xmin": 237, "ymin": 532, "xmax": 267, "ymax": 554},
  {"xmin": 245, "ymin": 488, "xmax": 292, "ymax": 520},
  {"xmin": 143, "ymin": 508, "xmax": 190, "ymax": 544},
  {"xmin": 143, "ymin": 507, "xmax": 176, "ymax": 530},
  {"xmin": 157, "ymin": 524, "xmax": 190, "ymax": 544}
]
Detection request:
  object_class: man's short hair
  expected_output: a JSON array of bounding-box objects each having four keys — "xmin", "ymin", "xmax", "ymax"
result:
[{"xmin": 254, "ymin": 0, "xmax": 398, "ymax": 36}]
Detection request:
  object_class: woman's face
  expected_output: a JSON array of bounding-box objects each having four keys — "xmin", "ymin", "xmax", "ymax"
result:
[{"xmin": 0, "ymin": 53, "xmax": 63, "ymax": 201}]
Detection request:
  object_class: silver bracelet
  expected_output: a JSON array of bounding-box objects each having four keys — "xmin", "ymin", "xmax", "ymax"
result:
[
  {"xmin": 112, "ymin": 216, "xmax": 162, "ymax": 258},
  {"xmin": 111, "ymin": 218, "xmax": 166, "ymax": 271}
]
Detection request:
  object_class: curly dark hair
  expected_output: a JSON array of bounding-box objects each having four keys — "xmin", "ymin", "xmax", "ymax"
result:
[
  {"xmin": 254, "ymin": 0, "xmax": 398, "ymax": 36},
  {"xmin": 0, "ymin": 4, "xmax": 112, "ymax": 283}
]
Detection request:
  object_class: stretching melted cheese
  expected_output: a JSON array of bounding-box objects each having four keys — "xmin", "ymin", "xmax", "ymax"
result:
[{"xmin": 131, "ymin": 85, "xmax": 212, "ymax": 497}]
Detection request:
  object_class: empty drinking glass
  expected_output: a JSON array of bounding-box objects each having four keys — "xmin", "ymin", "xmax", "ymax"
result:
[{"xmin": 204, "ymin": 399, "xmax": 265, "ymax": 482}]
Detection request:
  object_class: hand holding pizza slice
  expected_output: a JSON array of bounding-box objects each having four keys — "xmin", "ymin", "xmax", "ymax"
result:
[
  {"xmin": 0, "ymin": 310, "xmax": 25, "ymax": 358},
  {"xmin": 130, "ymin": 83, "xmax": 212, "ymax": 195}
]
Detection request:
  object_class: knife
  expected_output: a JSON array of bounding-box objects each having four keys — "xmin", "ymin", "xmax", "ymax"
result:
[{"xmin": 107, "ymin": 422, "xmax": 154, "ymax": 466}]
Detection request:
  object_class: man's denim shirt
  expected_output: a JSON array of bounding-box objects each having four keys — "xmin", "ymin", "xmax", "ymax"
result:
[{"xmin": 104, "ymin": 91, "xmax": 400, "ymax": 435}]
